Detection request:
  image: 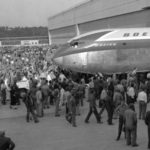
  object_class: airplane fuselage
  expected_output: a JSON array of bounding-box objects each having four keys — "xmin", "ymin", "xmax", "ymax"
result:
[{"xmin": 53, "ymin": 28, "xmax": 150, "ymax": 74}]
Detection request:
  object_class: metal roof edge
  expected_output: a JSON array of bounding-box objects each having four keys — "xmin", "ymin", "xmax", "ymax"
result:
[{"xmin": 48, "ymin": 0, "xmax": 91, "ymax": 20}]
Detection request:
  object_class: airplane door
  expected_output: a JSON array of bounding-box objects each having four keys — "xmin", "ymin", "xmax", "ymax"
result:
[{"xmin": 78, "ymin": 52, "xmax": 88, "ymax": 70}]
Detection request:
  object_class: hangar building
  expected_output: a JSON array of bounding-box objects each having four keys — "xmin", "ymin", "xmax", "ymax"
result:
[{"xmin": 48, "ymin": 0, "xmax": 150, "ymax": 44}]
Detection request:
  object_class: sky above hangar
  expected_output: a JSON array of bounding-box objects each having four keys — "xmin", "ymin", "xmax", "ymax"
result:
[{"xmin": 0, "ymin": 0, "xmax": 87, "ymax": 27}]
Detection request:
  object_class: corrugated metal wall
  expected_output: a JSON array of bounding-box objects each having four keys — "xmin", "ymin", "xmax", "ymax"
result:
[
  {"xmin": 48, "ymin": 0, "xmax": 150, "ymax": 30},
  {"xmin": 48, "ymin": 0, "xmax": 150, "ymax": 44},
  {"xmin": 79, "ymin": 9, "xmax": 150, "ymax": 34},
  {"xmin": 49, "ymin": 25, "xmax": 76, "ymax": 44}
]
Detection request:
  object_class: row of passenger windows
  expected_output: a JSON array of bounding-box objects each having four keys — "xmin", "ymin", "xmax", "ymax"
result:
[
  {"xmin": 98, "ymin": 43, "xmax": 116, "ymax": 47},
  {"xmin": 123, "ymin": 32, "xmax": 148, "ymax": 37}
]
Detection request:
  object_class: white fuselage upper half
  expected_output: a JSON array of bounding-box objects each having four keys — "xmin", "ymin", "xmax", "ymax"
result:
[
  {"xmin": 96, "ymin": 28, "xmax": 150, "ymax": 42},
  {"xmin": 68, "ymin": 28, "xmax": 150, "ymax": 43}
]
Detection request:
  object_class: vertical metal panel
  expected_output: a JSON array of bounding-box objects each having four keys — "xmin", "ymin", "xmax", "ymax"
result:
[
  {"xmin": 48, "ymin": 31, "xmax": 52, "ymax": 45},
  {"xmin": 78, "ymin": 10, "xmax": 150, "ymax": 34},
  {"xmin": 50, "ymin": 25, "xmax": 77, "ymax": 44}
]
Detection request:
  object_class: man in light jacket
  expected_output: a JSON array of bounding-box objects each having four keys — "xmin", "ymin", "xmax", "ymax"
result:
[{"xmin": 137, "ymin": 86, "xmax": 147, "ymax": 120}]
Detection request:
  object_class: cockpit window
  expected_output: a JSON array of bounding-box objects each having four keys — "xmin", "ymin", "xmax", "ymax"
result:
[
  {"xmin": 70, "ymin": 41, "xmax": 85, "ymax": 47},
  {"xmin": 70, "ymin": 31, "xmax": 111, "ymax": 47},
  {"xmin": 70, "ymin": 41, "xmax": 78, "ymax": 47}
]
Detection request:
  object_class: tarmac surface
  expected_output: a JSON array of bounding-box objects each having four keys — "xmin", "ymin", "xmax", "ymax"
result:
[{"xmin": 0, "ymin": 101, "xmax": 149, "ymax": 150}]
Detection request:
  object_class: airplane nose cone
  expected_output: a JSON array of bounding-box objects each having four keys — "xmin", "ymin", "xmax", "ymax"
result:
[{"xmin": 53, "ymin": 57, "xmax": 63, "ymax": 66}]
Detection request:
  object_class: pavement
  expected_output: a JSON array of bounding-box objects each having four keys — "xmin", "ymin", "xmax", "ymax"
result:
[{"xmin": 0, "ymin": 101, "xmax": 149, "ymax": 150}]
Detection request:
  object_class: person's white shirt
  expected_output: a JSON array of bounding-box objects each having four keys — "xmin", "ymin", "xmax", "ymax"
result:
[
  {"xmin": 5, "ymin": 78, "xmax": 9, "ymax": 90},
  {"xmin": 127, "ymin": 87, "xmax": 135, "ymax": 98},
  {"xmin": 47, "ymin": 74, "xmax": 52, "ymax": 82},
  {"xmin": 137, "ymin": 91, "xmax": 147, "ymax": 103}
]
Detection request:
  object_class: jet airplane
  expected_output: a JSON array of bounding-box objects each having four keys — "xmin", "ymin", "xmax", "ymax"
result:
[{"xmin": 53, "ymin": 28, "xmax": 150, "ymax": 74}]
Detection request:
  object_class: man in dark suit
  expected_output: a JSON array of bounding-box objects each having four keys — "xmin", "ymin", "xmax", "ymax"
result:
[
  {"xmin": 0, "ymin": 131, "xmax": 15, "ymax": 150},
  {"xmin": 20, "ymin": 88, "xmax": 39, "ymax": 123},
  {"xmin": 145, "ymin": 111, "xmax": 150, "ymax": 149},
  {"xmin": 124, "ymin": 104, "xmax": 138, "ymax": 147},
  {"xmin": 105, "ymin": 90, "xmax": 114, "ymax": 125}
]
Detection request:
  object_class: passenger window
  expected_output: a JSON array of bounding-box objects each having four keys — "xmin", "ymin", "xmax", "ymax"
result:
[
  {"xmin": 123, "ymin": 33, "xmax": 130, "ymax": 37},
  {"xmin": 133, "ymin": 33, "xmax": 139, "ymax": 36},
  {"xmin": 143, "ymin": 32, "xmax": 148, "ymax": 36},
  {"xmin": 70, "ymin": 40, "xmax": 84, "ymax": 47}
]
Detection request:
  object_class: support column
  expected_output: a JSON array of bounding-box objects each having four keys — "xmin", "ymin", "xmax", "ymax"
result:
[
  {"xmin": 113, "ymin": 73, "xmax": 117, "ymax": 81},
  {"xmin": 75, "ymin": 24, "xmax": 80, "ymax": 36},
  {"xmin": 48, "ymin": 30, "xmax": 52, "ymax": 45}
]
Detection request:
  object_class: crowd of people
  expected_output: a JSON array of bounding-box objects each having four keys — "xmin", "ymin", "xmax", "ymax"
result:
[{"xmin": 1, "ymin": 45, "xmax": 150, "ymax": 149}]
